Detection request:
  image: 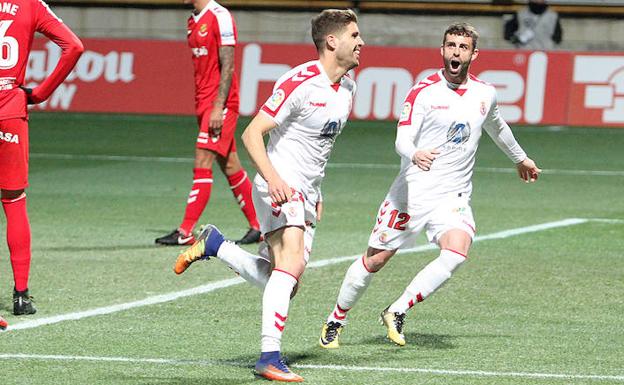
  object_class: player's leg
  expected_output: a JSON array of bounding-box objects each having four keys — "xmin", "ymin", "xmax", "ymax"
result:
[
  {"xmin": 384, "ymin": 196, "xmax": 475, "ymax": 345},
  {"xmin": 320, "ymin": 247, "xmax": 396, "ymax": 349},
  {"xmin": 156, "ymin": 109, "xmax": 218, "ymax": 245},
  {"xmin": 321, "ymin": 189, "xmax": 414, "ymax": 348},
  {"xmin": 255, "ymin": 225, "xmax": 305, "ymax": 382},
  {"xmin": 173, "ymin": 178, "xmax": 278, "ymax": 288},
  {"xmin": 0, "ymin": 118, "xmax": 36, "ymax": 316},
  {"xmin": 216, "ymin": 147, "xmax": 261, "ymax": 245}
]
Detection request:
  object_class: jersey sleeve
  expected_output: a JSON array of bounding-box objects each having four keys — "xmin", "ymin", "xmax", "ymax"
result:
[
  {"xmin": 30, "ymin": 0, "xmax": 83, "ymax": 103},
  {"xmin": 482, "ymin": 90, "xmax": 527, "ymax": 164},
  {"xmin": 260, "ymin": 78, "xmax": 303, "ymax": 126},
  {"xmin": 213, "ymin": 8, "xmax": 236, "ymax": 46},
  {"xmin": 395, "ymin": 87, "xmax": 426, "ymax": 160}
]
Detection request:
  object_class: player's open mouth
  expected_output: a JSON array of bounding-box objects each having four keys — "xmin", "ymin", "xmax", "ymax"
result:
[{"xmin": 450, "ymin": 59, "xmax": 461, "ymax": 71}]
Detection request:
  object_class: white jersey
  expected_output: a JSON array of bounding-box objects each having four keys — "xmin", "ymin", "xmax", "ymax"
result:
[
  {"xmin": 258, "ymin": 60, "xmax": 356, "ymax": 203},
  {"xmin": 395, "ymin": 69, "xmax": 526, "ymax": 204}
]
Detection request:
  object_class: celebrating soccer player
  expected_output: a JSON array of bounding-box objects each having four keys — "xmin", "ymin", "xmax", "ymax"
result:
[
  {"xmin": 0, "ymin": 0, "xmax": 83, "ymax": 324},
  {"xmin": 173, "ymin": 9, "xmax": 363, "ymax": 382},
  {"xmin": 319, "ymin": 23, "xmax": 541, "ymax": 349},
  {"xmin": 155, "ymin": 0, "xmax": 261, "ymax": 246}
]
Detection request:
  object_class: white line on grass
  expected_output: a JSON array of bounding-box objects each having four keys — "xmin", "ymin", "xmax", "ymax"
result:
[
  {"xmin": 0, "ymin": 353, "xmax": 622, "ymax": 382},
  {"xmin": 30, "ymin": 153, "xmax": 624, "ymax": 177},
  {"xmin": 7, "ymin": 217, "xmax": 612, "ymax": 332}
]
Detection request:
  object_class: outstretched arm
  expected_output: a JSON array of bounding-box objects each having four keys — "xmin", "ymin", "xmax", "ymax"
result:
[{"xmin": 484, "ymin": 100, "xmax": 541, "ymax": 183}]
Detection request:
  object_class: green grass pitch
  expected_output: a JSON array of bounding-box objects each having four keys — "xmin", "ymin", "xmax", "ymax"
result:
[{"xmin": 0, "ymin": 112, "xmax": 622, "ymax": 384}]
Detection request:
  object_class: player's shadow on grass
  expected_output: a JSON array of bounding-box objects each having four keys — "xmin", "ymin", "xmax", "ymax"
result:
[
  {"xmin": 35, "ymin": 244, "xmax": 157, "ymax": 252},
  {"xmin": 361, "ymin": 333, "xmax": 456, "ymax": 349},
  {"xmin": 114, "ymin": 376, "xmax": 255, "ymax": 385}
]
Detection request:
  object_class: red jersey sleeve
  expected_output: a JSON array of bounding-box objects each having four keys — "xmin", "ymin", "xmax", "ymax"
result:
[{"xmin": 29, "ymin": 0, "xmax": 83, "ymax": 103}]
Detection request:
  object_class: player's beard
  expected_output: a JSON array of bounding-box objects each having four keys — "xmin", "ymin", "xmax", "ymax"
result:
[{"xmin": 444, "ymin": 56, "xmax": 471, "ymax": 84}]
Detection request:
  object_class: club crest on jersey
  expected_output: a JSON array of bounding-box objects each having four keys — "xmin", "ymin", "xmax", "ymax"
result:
[
  {"xmin": 198, "ymin": 24, "xmax": 208, "ymax": 37},
  {"xmin": 447, "ymin": 121, "xmax": 471, "ymax": 145},
  {"xmin": 480, "ymin": 101, "xmax": 487, "ymax": 116},
  {"xmin": 265, "ymin": 89, "xmax": 285, "ymax": 112},
  {"xmin": 399, "ymin": 102, "xmax": 412, "ymax": 123}
]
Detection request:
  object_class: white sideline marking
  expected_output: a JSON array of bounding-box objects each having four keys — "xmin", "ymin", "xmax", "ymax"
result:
[
  {"xmin": 0, "ymin": 353, "xmax": 622, "ymax": 382},
  {"xmin": 4, "ymin": 218, "xmax": 617, "ymax": 332},
  {"xmin": 29, "ymin": 153, "xmax": 624, "ymax": 177}
]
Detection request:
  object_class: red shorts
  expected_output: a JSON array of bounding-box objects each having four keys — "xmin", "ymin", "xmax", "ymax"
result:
[
  {"xmin": 0, "ymin": 118, "xmax": 29, "ymax": 190},
  {"xmin": 196, "ymin": 107, "xmax": 239, "ymax": 157}
]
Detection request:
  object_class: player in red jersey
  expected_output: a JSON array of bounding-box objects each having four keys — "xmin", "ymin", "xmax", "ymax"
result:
[
  {"xmin": 0, "ymin": 0, "xmax": 83, "ymax": 325},
  {"xmin": 155, "ymin": 0, "xmax": 260, "ymax": 246}
]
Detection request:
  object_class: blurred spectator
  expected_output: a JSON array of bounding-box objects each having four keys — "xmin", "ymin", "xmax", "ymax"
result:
[{"xmin": 504, "ymin": 0, "xmax": 562, "ymax": 50}]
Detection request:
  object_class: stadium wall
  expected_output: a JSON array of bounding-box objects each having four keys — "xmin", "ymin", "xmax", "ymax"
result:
[
  {"xmin": 26, "ymin": 38, "xmax": 624, "ymax": 127},
  {"xmin": 51, "ymin": 7, "xmax": 624, "ymax": 51}
]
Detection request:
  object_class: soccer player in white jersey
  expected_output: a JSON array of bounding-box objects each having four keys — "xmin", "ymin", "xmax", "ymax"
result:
[
  {"xmin": 173, "ymin": 9, "xmax": 363, "ymax": 382},
  {"xmin": 319, "ymin": 23, "xmax": 541, "ymax": 349}
]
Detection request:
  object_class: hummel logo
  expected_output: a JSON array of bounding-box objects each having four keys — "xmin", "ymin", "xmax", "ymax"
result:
[{"xmin": 292, "ymin": 68, "xmax": 316, "ymax": 82}]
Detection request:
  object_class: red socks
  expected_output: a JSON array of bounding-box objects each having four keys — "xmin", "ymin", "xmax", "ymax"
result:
[
  {"xmin": 180, "ymin": 168, "xmax": 213, "ymax": 235},
  {"xmin": 2, "ymin": 193, "xmax": 31, "ymax": 292},
  {"xmin": 227, "ymin": 169, "xmax": 260, "ymax": 230}
]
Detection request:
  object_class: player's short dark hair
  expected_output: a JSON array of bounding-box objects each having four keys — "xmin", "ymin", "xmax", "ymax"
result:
[
  {"xmin": 311, "ymin": 9, "xmax": 358, "ymax": 53},
  {"xmin": 443, "ymin": 23, "xmax": 479, "ymax": 50}
]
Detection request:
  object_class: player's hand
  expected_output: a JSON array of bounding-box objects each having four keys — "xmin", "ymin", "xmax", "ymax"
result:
[
  {"xmin": 267, "ymin": 176, "xmax": 292, "ymax": 205},
  {"xmin": 516, "ymin": 157, "xmax": 541, "ymax": 183},
  {"xmin": 412, "ymin": 148, "xmax": 440, "ymax": 171},
  {"xmin": 209, "ymin": 106, "xmax": 224, "ymax": 136},
  {"xmin": 19, "ymin": 86, "xmax": 37, "ymax": 105},
  {"xmin": 316, "ymin": 200, "xmax": 323, "ymax": 222}
]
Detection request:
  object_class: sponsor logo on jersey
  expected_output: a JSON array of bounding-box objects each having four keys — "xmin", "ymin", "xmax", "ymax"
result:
[
  {"xmin": 480, "ymin": 101, "xmax": 487, "ymax": 116},
  {"xmin": 221, "ymin": 31, "xmax": 234, "ymax": 39},
  {"xmin": 378, "ymin": 231, "xmax": 388, "ymax": 243},
  {"xmin": 399, "ymin": 102, "xmax": 412, "ymax": 123},
  {"xmin": 192, "ymin": 46, "xmax": 209, "ymax": 57},
  {"xmin": 265, "ymin": 89, "xmax": 285, "ymax": 111},
  {"xmin": 198, "ymin": 24, "xmax": 208, "ymax": 37},
  {"xmin": 0, "ymin": 131, "xmax": 19, "ymax": 144},
  {"xmin": 431, "ymin": 105, "xmax": 449, "ymax": 110},
  {"xmin": 309, "ymin": 101, "xmax": 326, "ymax": 107},
  {"xmin": 447, "ymin": 121, "xmax": 471, "ymax": 145},
  {"xmin": 320, "ymin": 119, "xmax": 342, "ymax": 138}
]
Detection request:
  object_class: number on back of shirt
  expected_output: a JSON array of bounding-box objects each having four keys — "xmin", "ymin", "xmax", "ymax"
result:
[{"xmin": 0, "ymin": 20, "xmax": 19, "ymax": 70}]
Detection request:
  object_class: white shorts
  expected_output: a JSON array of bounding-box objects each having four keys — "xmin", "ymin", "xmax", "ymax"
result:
[
  {"xmin": 368, "ymin": 191, "xmax": 476, "ymax": 251},
  {"xmin": 252, "ymin": 179, "xmax": 316, "ymax": 263}
]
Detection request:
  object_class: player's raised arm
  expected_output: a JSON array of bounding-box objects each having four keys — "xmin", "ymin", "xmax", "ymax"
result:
[{"xmin": 28, "ymin": 1, "xmax": 83, "ymax": 104}]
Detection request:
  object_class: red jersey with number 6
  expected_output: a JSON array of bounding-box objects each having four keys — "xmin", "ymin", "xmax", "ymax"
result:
[
  {"xmin": 0, "ymin": 0, "xmax": 83, "ymax": 120},
  {"xmin": 187, "ymin": 0, "xmax": 239, "ymax": 115}
]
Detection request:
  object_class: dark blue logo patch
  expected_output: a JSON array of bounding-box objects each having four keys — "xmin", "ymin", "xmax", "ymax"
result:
[
  {"xmin": 447, "ymin": 121, "xmax": 471, "ymax": 145},
  {"xmin": 321, "ymin": 119, "xmax": 342, "ymax": 138}
]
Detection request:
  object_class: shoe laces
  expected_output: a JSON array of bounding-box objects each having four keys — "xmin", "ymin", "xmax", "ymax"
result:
[
  {"xmin": 325, "ymin": 322, "xmax": 341, "ymax": 341},
  {"xmin": 274, "ymin": 357, "xmax": 292, "ymax": 373},
  {"xmin": 393, "ymin": 313, "xmax": 405, "ymax": 334}
]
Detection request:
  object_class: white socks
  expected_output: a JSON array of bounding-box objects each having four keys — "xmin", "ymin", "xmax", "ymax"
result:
[
  {"xmin": 216, "ymin": 241, "xmax": 271, "ymax": 289},
  {"xmin": 261, "ymin": 269, "xmax": 297, "ymax": 352},
  {"xmin": 388, "ymin": 249, "xmax": 466, "ymax": 314},
  {"xmin": 327, "ymin": 256, "xmax": 374, "ymax": 324}
]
